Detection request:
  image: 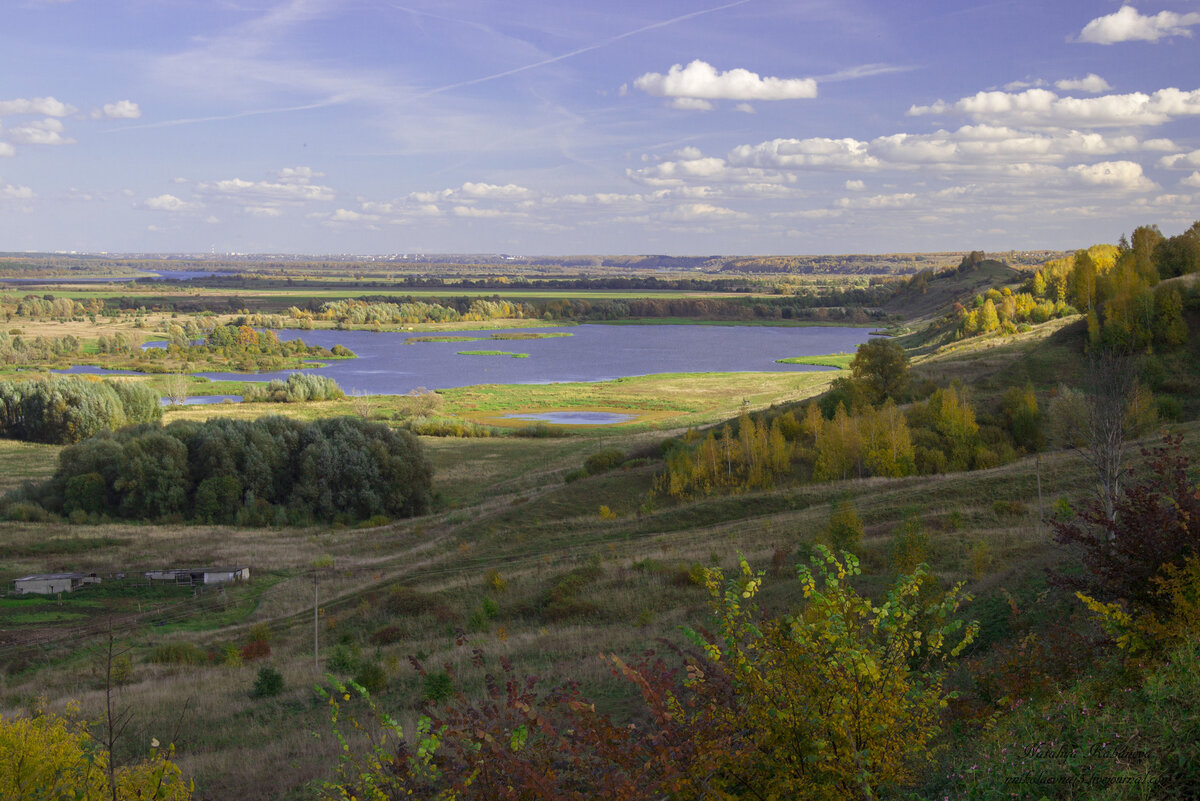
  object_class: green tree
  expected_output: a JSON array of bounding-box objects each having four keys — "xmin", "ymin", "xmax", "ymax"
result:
[
  {"xmin": 849, "ymin": 338, "xmax": 910, "ymax": 404},
  {"xmin": 824, "ymin": 499, "xmax": 864, "ymax": 552}
]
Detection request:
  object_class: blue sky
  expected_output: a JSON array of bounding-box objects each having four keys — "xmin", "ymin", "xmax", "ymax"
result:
[{"xmin": 1, "ymin": 0, "xmax": 1198, "ymax": 256}]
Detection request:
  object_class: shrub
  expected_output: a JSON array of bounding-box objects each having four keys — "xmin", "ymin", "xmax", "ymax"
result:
[
  {"xmin": 422, "ymin": 670, "xmax": 453, "ymax": 703},
  {"xmin": 353, "ymin": 661, "xmax": 388, "ymax": 694},
  {"xmin": 149, "ymin": 642, "xmax": 208, "ymax": 666},
  {"xmin": 367, "ymin": 625, "xmax": 405, "ymax": 646},
  {"xmin": 251, "ymin": 666, "xmax": 284, "ymax": 698},
  {"xmin": 824, "ymin": 499, "xmax": 863, "ymax": 553},
  {"xmin": 583, "ymin": 448, "xmax": 624, "ymax": 476},
  {"xmin": 891, "ymin": 510, "xmax": 929, "ymax": 574}
]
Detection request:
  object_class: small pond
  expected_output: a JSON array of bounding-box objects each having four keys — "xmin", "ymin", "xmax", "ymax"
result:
[{"xmin": 500, "ymin": 411, "xmax": 637, "ymax": 425}]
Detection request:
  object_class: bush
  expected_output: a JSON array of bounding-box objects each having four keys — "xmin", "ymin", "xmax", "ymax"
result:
[
  {"xmin": 583, "ymin": 448, "xmax": 625, "ymax": 475},
  {"xmin": 242, "ymin": 373, "xmax": 345, "ymax": 403},
  {"xmin": 251, "ymin": 666, "xmax": 284, "ymax": 698},
  {"xmin": 149, "ymin": 642, "xmax": 208, "ymax": 666},
  {"xmin": 353, "ymin": 661, "xmax": 388, "ymax": 694},
  {"xmin": 824, "ymin": 499, "xmax": 863, "ymax": 553}
]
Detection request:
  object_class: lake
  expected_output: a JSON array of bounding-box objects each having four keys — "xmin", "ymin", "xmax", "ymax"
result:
[{"xmin": 187, "ymin": 324, "xmax": 876, "ymax": 395}]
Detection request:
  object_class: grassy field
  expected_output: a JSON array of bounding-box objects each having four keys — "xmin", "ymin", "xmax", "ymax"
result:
[{"xmin": 775, "ymin": 352, "xmax": 853, "ymax": 368}]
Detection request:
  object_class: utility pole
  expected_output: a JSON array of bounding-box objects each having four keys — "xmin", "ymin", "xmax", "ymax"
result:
[{"xmin": 313, "ymin": 573, "xmax": 319, "ymax": 672}]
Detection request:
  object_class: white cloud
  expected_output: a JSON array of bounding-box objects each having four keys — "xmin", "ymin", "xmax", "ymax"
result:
[
  {"xmin": 143, "ymin": 194, "xmax": 197, "ymax": 212},
  {"xmin": 6, "ymin": 118, "xmax": 73, "ymax": 146},
  {"xmin": 1160, "ymin": 149, "xmax": 1200, "ymax": 168},
  {"xmin": 845, "ymin": 179, "xmax": 865, "ymax": 190},
  {"xmin": 0, "ymin": 97, "xmax": 76, "ymax": 117},
  {"xmin": 670, "ymin": 97, "xmax": 715, "ymax": 111},
  {"xmin": 0, "ymin": 183, "xmax": 33, "ymax": 200},
  {"xmin": 836, "ymin": 192, "xmax": 917, "ymax": 209},
  {"xmin": 659, "ymin": 202, "xmax": 747, "ymax": 222},
  {"xmin": 330, "ymin": 208, "xmax": 379, "ymax": 222},
  {"xmin": 460, "ymin": 182, "xmax": 533, "ymax": 200},
  {"xmin": 1055, "ymin": 74, "xmax": 1112, "ymax": 93},
  {"xmin": 1066, "ymin": 160, "xmax": 1157, "ymax": 191},
  {"xmin": 452, "ymin": 205, "xmax": 507, "ymax": 218},
  {"xmin": 1077, "ymin": 5, "xmax": 1200, "ymax": 44},
  {"xmin": 92, "ymin": 100, "xmax": 141, "ymax": 120},
  {"xmin": 1004, "ymin": 79, "xmax": 1046, "ymax": 91},
  {"xmin": 245, "ymin": 206, "xmax": 283, "ymax": 217},
  {"xmin": 633, "ymin": 60, "xmax": 817, "ymax": 102},
  {"xmin": 909, "ymin": 86, "xmax": 1200, "ymax": 127},
  {"xmin": 276, "ymin": 166, "xmax": 321, "ymax": 184},
  {"xmin": 734, "ymin": 103, "xmax": 756, "ymax": 114},
  {"xmin": 0, "ymin": 143, "xmax": 13, "ymax": 157},
  {"xmin": 197, "ymin": 173, "xmax": 334, "ymax": 204},
  {"xmin": 728, "ymin": 137, "xmax": 879, "ymax": 170},
  {"xmin": 1182, "ymin": 171, "xmax": 1200, "ymax": 188}
]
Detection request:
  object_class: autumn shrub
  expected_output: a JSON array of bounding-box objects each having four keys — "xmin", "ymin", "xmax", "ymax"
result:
[
  {"xmin": 537, "ymin": 561, "xmax": 603, "ymax": 621},
  {"xmin": 367, "ymin": 625, "xmax": 405, "ymax": 646},
  {"xmin": 353, "ymin": 661, "xmax": 388, "ymax": 694},
  {"xmin": 823, "ymin": 498, "xmax": 864, "ymax": 552},
  {"xmin": 583, "ymin": 448, "xmax": 625, "ymax": 475}
]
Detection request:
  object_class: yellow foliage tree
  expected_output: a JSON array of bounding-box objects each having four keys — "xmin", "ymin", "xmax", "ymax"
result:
[
  {"xmin": 0, "ymin": 706, "xmax": 191, "ymax": 801},
  {"xmin": 691, "ymin": 548, "xmax": 978, "ymax": 801}
]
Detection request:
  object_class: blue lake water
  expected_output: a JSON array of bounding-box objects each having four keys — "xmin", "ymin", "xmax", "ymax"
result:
[
  {"xmin": 56, "ymin": 324, "xmax": 875, "ymax": 395},
  {"xmin": 193, "ymin": 324, "xmax": 875, "ymax": 395}
]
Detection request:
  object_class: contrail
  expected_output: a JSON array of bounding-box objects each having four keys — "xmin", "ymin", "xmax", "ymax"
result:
[
  {"xmin": 411, "ymin": 0, "xmax": 756, "ymax": 99},
  {"xmin": 106, "ymin": 100, "xmax": 342, "ymax": 133}
]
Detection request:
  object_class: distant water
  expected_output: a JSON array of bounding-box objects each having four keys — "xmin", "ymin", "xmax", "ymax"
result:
[
  {"xmin": 159, "ymin": 395, "xmax": 242, "ymax": 406},
  {"xmin": 55, "ymin": 324, "xmax": 876, "ymax": 396},
  {"xmin": 501, "ymin": 411, "xmax": 636, "ymax": 425},
  {"xmin": 0, "ymin": 269, "xmax": 227, "ymax": 285}
]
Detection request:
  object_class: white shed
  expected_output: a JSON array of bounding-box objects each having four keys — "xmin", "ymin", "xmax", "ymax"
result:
[{"xmin": 13, "ymin": 573, "xmax": 99, "ymax": 595}]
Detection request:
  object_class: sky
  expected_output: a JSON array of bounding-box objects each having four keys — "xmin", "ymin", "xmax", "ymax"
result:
[{"xmin": 1, "ymin": 1, "xmax": 1198, "ymax": 256}]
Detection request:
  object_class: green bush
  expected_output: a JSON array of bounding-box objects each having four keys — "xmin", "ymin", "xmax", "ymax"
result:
[
  {"xmin": 149, "ymin": 642, "xmax": 208, "ymax": 666},
  {"xmin": 583, "ymin": 448, "xmax": 625, "ymax": 476},
  {"xmin": 251, "ymin": 666, "xmax": 284, "ymax": 698},
  {"xmin": 353, "ymin": 661, "xmax": 388, "ymax": 694}
]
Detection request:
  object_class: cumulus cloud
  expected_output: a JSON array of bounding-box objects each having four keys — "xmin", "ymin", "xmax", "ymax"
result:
[
  {"xmin": 1182, "ymin": 171, "xmax": 1200, "ymax": 188},
  {"xmin": 1066, "ymin": 160, "xmax": 1157, "ymax": 191},
  {"xmin": 143, "ymin": 194, "xmax": 197, "ymax": 212},
  {"xmin": 6, "ymin": 118, "xmax": 73, "ymax": 146},
  {"xmin": 1160, "ymin": 149, "xmax": 1200, "ymax": 168},
  {"xmin": 734, "ymin": 103, "xmax": 756, "ymax": 114},
  {"xmin": 0, "ymin": 96, "xmax": 76, "ymax": 117},
  {"xmin": 659, "ymin": 202, "xmax": 747, "ymax": 222},
  {"xmin": 728, "ymin": 137, "xmax": 879, "ymax": 170},
  {"xmin": 0, "ymin": 143, "xmax": 13, "ymax": 158},
  {"xmin": 245, "ymin": 206, "xmax": 283, "ymax": 217},
  {"xmin": 459, "ymin": 182, "xmax": 533, "ymax": 200},
  {"xmin": 1055, "ymin": 74, "xmax": 1112, "ymax": 93},
  {"xmin": 908, "ymin": 86, "xmax": 1200, "ymax": 127},
  {"xmin": 633, "ymin": 60, "xmax": 817, "ymax": 102},
  {"xmin": 92, "ymin": 100, "xmax": 141, "ymax": 120},
  {"xmin": 197, "ymin": 170, "xmax": 334, "ymax": 205},
  {"xmin": 1077, "ymin": 5, "xmax": 1200, "ymax": 44},
  {"xmin": 845, "ymin": 179, "xmax": 865, "ymax": 190},
  {"xmin": 330, "ymin": 208, "xmax": 379, "ymax": 222},
  {"xmin": 835, "ymin": 192, "xmax": 917, "ymax": 209},
  {"xmin": 0, "ymin": 183, "xmax": 33, "ymax": 200}
]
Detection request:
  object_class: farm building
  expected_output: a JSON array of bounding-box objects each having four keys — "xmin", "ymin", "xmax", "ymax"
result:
[
  {"xmin": 13, "ymin": 573, "xmax": 100, "ymax": 595},
  {"xmin": 144, "ymin": 567, "xmax": 250, "ymax": 585}
]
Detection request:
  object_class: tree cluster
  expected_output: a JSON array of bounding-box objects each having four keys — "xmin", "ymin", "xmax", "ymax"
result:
[
  {"xmin": 242, "ymin": 373, "xmax": 345, "ymax": 403},
  {"xmin": 0, "ymin": 377, "xmax": 162, "ymax": 444},
  {"xmin": 28, "ymin": 415, "xmax": 432, "ymax": 525}
]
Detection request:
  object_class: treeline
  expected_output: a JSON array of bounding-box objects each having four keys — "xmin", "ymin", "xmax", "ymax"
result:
[
  {"xmin": 954, "ymin": 221, "xmax": 1200, "ymax": 346},
  {"xmin": 654, "ymin": 340, "xmax": 1037, "ymax": 499},
  {"xmin": 1, "ymin": 292, "xmax": 106, "ymax": 321},
  {"xmin": 0, "ymin": 377, "xmax": 161, "ymax": 444},
  {"xmin": 17, "ymin": 416, "xmax": 431, "ymax": 526},
  {"xmin": 148, "ymin": 324, "xmax": 353, "ymax": 372}
]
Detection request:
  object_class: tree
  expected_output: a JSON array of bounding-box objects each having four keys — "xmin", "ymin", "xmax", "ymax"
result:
[
  {"xmin": 1052, "ymin": 433, "xmax": 1199, "ymax": 615},
  {"xmin": 849, "ymin": 338, "xmax": 909, "ymax": 405},
  {"xmin": 824, "ymin": 498, "xmax": 863, "ymax": 552},
  {"xmin": 1047, "ymin": 350, "xmax": 1148, "ymax": 523},
  {"xmin": 691, "ymin": 548, "xmax": 977, "ymax": 800},
  {"xmin": 0, "ymin": 707, "xmax": 191, "ymax": 800}
]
